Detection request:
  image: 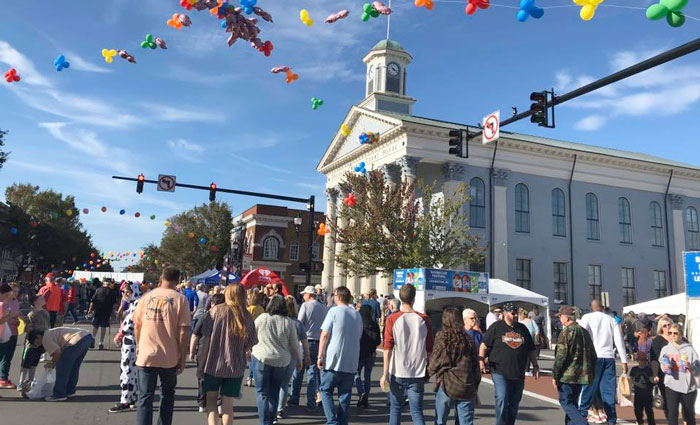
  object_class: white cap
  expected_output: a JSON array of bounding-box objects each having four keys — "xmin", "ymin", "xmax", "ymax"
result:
[
  {"xmin": 314, "ymin": 284, "xmax": 323, "ymax": 290},
  {"xmin": 302, "ymin": 285, "xmax": 315, "ymax": 294}
]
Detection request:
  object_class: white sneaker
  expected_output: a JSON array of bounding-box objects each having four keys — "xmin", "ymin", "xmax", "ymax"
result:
[{"xmin": 525, "ymin": 371, "xmax": 533, "ymax": 377}]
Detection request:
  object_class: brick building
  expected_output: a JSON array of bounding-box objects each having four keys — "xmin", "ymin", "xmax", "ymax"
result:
[{"xmin": 231, "ymin": 204, "xmax": 326, "ymax": 295}]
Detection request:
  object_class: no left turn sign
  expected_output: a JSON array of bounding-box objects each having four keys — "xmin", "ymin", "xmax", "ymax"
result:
[
  {"xmin": 157, "ymin": 174, "xmax": 176, "ymax": 192},
  {"xmin": 482, "ymin": 110, "xmax": 500, "ymax": 144}
]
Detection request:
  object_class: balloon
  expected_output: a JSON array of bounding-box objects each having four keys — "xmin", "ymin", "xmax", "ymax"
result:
[
  {"xmin": 414, "ymin": 0, "xmax": 434, "ymax": 10},
  {"xmin": 188, "ymin": 232, "xmax": 195, "ymax": 238},
  {"xmin": 141, "ymin": 34, "xmax": 157, "ymax": 49},
  {"xmin": 180, "ymin": 0, "xmax": 198, "ymax": 10},
  {"xmin": 362, "ymin": 3, "xmax": 380, "ymax": 21},
  {"xmin": 82, "ymin": 208, "xmax": 89, "ymax": 214},
  {"xmin": 257, "ymin": 40, "xmax": 274, "ymax": 57},
  {"xmin": 341, "ymin": 124, "xmax": 351, "ymax": 137},
  {"xmin": 646, "ymin": 0, "xmax": 687, "ymax": 26},
  {"xmin": 109, "ymin": 251, "xmax": 114, "ymax": 257},
  {"xmin": 119, "ymin": 209, "xmax": 126, "ymax": 215},
  {"xmin": 354, "ymin": 161, "xmax": 367, "ymax": 174},
  {"xmin": 325, "ymin": 9, "xmax": 349, "ymax": 23},
  {"xmin": 75, "ymin": 266, "xmax": 80, "ymax": 270},
  {"xmin": 66, "ymin": 209, "xmax": 73, "ymax": 216},
  {"xmin": 200, "ymin": 237, "xmax": 206, "ymax": 244},
  {"xmin": 4, "ymin": 68, "xmax": 20, "ymax": 83},
  {"xmin": 164, "ymin": 220, "xmax": 171, "ymax": 227},
  {"xmin": 167, "ymin": 13, "xmax": 184, "ymax": 29},
  {"xmin": 241, "ymin": 0, "xmax": 257, "ymax": 14},
  {"xmin": 271, "ymin": 66, "xmax": 290, "ymax": 74},
  {"xmin": 102, "ymin": 49, "xmax": 117, "ymax": 63},
  {"xmin": 359, "ymin": 131, "xmax": 380, "ymax": 145},
  {"xmin": 573, "ymin": 0, "xmax": 603, "ymax": 21},
  {"xmin": 83, "ymin": 263, "xmax": 88, "ymax": 267},
  {"xmin": 517, "ymin": 0, "xmax": 543, "ymax": 21},
  {"xmin": 155, "ymin": 37, "xmax": 168, "ymax": 49},
  {"xmin": 101, "ymin": 206, "xmax": 107, "ymax": 212},
  {"xmin": 150, "ymin": 214, "xmax": 156, "ymax": 220},
  {"xmin": 135, "ymin": 212, "xmax": 141, "ymax": 218},
  {"xmin": 343, "ymin": 193, "xmax": 357, "ymax": 207},
  {"xmin": 285, "ymin": 69, "xmax": 298, "ymax": 83},
  {"xmin": 210, "ymin": 245, "xmax": 218, "ymax": 252},
  {"xmin": 54, "ymin": 55, "xmax": 70, "ymax": 71},
  {"xmin": 465, "ymin": 0, "xmax": 490, "ymax": 15},
  {"xmin": 174, "ymin": 225, "xmax": 181, "ymax": 233},
  {"xmin": 373, "ymin": 2, "xmax": 392, "ymax": 14},
  {"xmin": 317, "ymin": 223, "xmax": 331, "ymax": 236},
  {"xmin": 311, "ymin": 97, "xmax": 324, "ymax": 110},
  {"xmin": 89, "ymin": 261, "xmax": 94, "ymax": 265},
  {"xmin": 90, "ymin": 252, "xmax": 95, "ymax": 258},
  {"xmin": 29, "ymin": 221, "xmax": 37, "ymax": 228},
  {"xmin": 118, "ymin": 50, "xmax": 137, "ymax": 63},
  {"xmin": 300, "ymin": 9, "xmax": 314, "ymax": 26},
  {"xmin": 90, "ymin": 266, "xmax": 95, "ymax": 270},
  {"xmin": 10, "ymin": 227, "xmax": 17, "ymax": 235}
]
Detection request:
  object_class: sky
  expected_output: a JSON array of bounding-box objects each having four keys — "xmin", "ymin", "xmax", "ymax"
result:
[{"xmin": 1, "ymin": 0, "xmax": 699, "ymax": 271}]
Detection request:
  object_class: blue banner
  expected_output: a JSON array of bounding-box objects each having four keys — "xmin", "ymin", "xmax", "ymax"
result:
[
  {"xmin": 394, "ymin": 268, "xmax": 489, "ymax": 294},
  {"xmin": 684, "ymin": 252, "xmax": 700, "ymax": 298}
]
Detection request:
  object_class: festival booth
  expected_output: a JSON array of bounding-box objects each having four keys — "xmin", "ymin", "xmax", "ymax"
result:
[
  {"xmin": 622, "ymin": 292, "xmax": 687, "ymax": 316},
  {"xmin": 393, "ymin": 269, "xmax": 551, "ymax": 346},
  {"xmin": 72, "ymin": 271, "xmax": 144, "ymax": 282},
  {"xmin": 189, "ymin": 268, "xmax": 239, "ymax": 285},
  {"xmin": 241, "ymin": 267, "xmax": 289, "ymax": 296}
]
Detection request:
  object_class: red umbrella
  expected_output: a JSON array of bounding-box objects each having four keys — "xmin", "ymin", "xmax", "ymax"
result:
[{"xmin": 241, "ymin": 267, "xmax": 289, "ymax": 296}]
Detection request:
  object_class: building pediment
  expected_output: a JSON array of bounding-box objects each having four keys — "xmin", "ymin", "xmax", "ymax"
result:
[{"xmin": 317, "ymin": 106, "xmax": 403, "ymax": 173}]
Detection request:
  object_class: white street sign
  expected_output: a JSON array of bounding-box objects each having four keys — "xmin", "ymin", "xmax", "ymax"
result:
[
  {"xmin": 157, "ymin": 174, "xmax": 176, "ymax": 192},
  {"xmin": 482, "ymin": 110, "xmax": 500, "ymax": 144}
]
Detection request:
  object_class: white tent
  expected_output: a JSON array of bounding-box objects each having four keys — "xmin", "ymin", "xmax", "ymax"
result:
[
  {"xmin": 488, "ymin": 279, "xmax": 550, "ymax": 308},
  {"xmin": 622, "ymin": 292, "xmax": 687, "ymax": 316},
  {"xmin": 72, "ymin": 271, "xmax": 144, "ymax": 282}
]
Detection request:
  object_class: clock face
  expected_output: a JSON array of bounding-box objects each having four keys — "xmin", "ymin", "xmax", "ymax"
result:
[
  {"xmin": 368, "ymin": 65, "xmax": 375, "ymax": 78},
  {"xmin": 387, "ymin": 62, "xmax": 400, "ymax": 76}
]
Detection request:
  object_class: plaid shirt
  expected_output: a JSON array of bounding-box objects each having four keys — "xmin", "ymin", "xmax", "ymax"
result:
[{"xmin": 428, "ymin": 330, "xmax": 481, "ymax": 400}]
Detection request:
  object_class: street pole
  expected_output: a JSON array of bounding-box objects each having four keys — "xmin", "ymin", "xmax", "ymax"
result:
[{"xmin": 306, "ymin": 196, "xmax": 315, "ymax": 286}]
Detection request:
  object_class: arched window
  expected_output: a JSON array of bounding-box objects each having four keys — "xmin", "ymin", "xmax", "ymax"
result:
[
  {"xmin": 289, "ymin": 241, "xmax": 299, "ymax": 261},
  {"xmin": 586, "ymin": 193, "xmax": 600, "ymax": 240},
  {"xmin": 552, "ymin": 188, "xmax": 566, "ymax": 237},
  {"xmin": 469, "ymin": 177, "xmax": 485, "ymax": 229},
  {"xmin": 650, "ymin": 202, "xmax": 664, "ymax": 247},
  {"xmin": 515, "ymin": 183, "xmax": 530, "ymax": 233},
  {"xmin": 262, "ymin": 237, "xmax": 279, "ymax": 260},
  {"xmin": 687, "ymin": 207, "xmax": 700, "ymax": 250},
  {"xmin": 618, "ymin": 197, "xmax": 632, "ymax": 244},
  {"xmin": 312, "ymin": 242, "xmax": 320, "ymax": 261}
]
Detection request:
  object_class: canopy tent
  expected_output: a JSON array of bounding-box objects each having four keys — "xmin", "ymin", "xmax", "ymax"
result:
[
  {"xmin": 488, "ymin": 279, "xmax": 550, "ymax": 308},
  {"xmin": 623, "ymin": 292, "xmax": 687, "ymax": 316},
  {"xmin": 72, "ymin": 271, "xmax": 144, "ymax": 282},
  {"xmin": 241, "ymin": 268, "xmax": 289, "ymax": 296},
  {"xmin": 189, "ymin": 268, "xmax": 239, "ymax": 285}
]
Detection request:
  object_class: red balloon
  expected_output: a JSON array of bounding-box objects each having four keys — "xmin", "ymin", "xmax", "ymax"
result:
[
  {"xmin": 90, "ymin": 252, "xmax": 96, "ymax": 258},
  {"xmin": 210, "ymin": 245, "xmax": 218, "ymax": 252},
  {"xmin": 82, "ymin": 208, "xmax": 89, "ymax": 214},
  {"xmin": 89, "ymin": 260, "xmax": 94, "ymax": 265},
  {"xmin": 135, "ymin": 212, "xmax": 141, "ymax": 218},
  {"xmin": 101, "ymin": 206, "xmax": 107, "ymax": 212},
  {"xmin": 29, "ymin": 221, "xmax": 38, "ymax": 228}
]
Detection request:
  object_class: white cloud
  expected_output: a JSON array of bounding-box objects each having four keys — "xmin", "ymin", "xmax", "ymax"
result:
[
  {"xmin": 574, "ymin": 115, "xmax": 607, "ymax": 131},
  {"xmin": 142, "ymin": 103, "xmax": 225, "ymax": 123},
  {"xmin": 0, "ymin": 40, "xmax": 52, "ymax": 87},
  {"xmin": 237, "ymin": 155, "xmax": 293, "ymax": 174},
  {"xmin": 167, "ymin": 139, "xmax": 205, "ymax": 162},
  {"xmin": 65, "ymin": 52, "xmax": 112, "ymax": 73}
]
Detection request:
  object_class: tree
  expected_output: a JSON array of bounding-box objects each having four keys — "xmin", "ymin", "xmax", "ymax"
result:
[
  {"xmin": 158, "ymin": 202, "xmax": 233, "ymax": 277},
  {"xmin": 1, "ymin": 183, "xmax": 101, "ymax": 279},
  {"xmin": 127, "ymin": 243, "xmax": 162, "ymax": 283},
  {"xmin": 333, "ymin": 170, "xmax": 485, "ymax": 278},
  {"xmin": 0, "ymin": 129, "xmax": 8, "ymax": 170}
]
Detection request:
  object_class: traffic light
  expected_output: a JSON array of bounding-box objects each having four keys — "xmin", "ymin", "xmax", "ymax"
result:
[
  {"xmin": 136, "ymin": 174, "xmax": 145, "ymax": 194},
  {"xmin": 209, "ymin": 182, "xmax": 217, "ymax": 202},
  {"xmin": 448, "ymin": 129, "xmax": 466, "ymax": 158},
  {"xmin": 529, "ymin": 90, "xmax": 555, "ymax": 128}
]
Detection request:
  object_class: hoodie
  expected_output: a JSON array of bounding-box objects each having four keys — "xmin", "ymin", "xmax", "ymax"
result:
[{"xmin": 659, "ymin": 341, "xmax": 700, "ymax": 394}]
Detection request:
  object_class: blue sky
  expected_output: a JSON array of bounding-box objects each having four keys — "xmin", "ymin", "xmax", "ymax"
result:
[{"xmin": 1, "ymin": 0, "xmax": 699, "ymax": 270}]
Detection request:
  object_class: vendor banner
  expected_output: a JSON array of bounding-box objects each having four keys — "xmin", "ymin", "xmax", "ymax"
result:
[{"xmin": 394, "ymin": 268, "xmax": 489, "ymax": 294}]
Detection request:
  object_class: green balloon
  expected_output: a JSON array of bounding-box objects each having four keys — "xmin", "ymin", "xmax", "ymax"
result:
[
  {"xmin": 146, "ymin": 34, "xmax": 153, "ymax": 42},
  {"xmin": 646, "ymin": 3, "xmax": 668, "ymax": 20},
  {"xmin": 362, "ymin": 12, "xmax": 370, "ymax": 21},
  {"xmin": 371, "ymin": 10, "xmax": 380, "ymax": 18},
  {"xmin": 661, "ymin": 0, "xmax": 687, "ymax": 12},
  {"xmin": 667, "ymin": 10, "xmax": 685, "ymax": 26}
]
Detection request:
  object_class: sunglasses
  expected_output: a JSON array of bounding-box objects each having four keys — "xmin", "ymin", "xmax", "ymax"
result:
[
  {"xmin": 662, "ymin": 323, "xmax": 670, "ymax": 328},
  {"xmin": 669, "ymin": 331, "xmax": 680, "ymax": 335}
]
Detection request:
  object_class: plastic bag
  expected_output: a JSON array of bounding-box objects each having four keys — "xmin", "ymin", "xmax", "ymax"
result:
[
  {"xmin": 26, "ymin": 369, "xmax": 56, "ymax": 400},
  {"xmin": 616, "ymin": 375, "xmax": 633, "ymax": 407},
  {"xmin": 0, "ymin": 322, "xmax": 10, "ymax": 344}
]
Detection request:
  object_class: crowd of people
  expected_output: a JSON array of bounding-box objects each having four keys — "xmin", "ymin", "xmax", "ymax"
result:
[{"xmin": 1, "ymin": 269, "xmax": 700, "ymax": 425}]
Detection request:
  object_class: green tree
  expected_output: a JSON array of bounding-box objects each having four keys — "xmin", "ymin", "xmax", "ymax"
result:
[
  {"xmin": 2, "ymin": 183, "xmax": 102, "ymax": 279},
  {"xmin": 333, "ymin": 170, "xmax": 485, "ymax": 278},
  {"xmin": 159, "ymin": 201, "xmax": 233, "ymax": 278},
  {"xmin": 127, "ymin": 243, "xmax": 162, "ymax": 283},
  {"xmin": 0, "ymin": 129, "xmax": 9, "ymax": 170}
]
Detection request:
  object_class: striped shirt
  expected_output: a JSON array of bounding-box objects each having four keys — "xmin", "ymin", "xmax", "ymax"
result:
[{"xmin": 200, "ymin": 304, "xmax": 258, "ymax": 378}]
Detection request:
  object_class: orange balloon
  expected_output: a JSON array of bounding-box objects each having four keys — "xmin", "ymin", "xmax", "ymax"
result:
[{"xmin": 188, "ymin": 232, "xmax": 195, "ymax": 238}]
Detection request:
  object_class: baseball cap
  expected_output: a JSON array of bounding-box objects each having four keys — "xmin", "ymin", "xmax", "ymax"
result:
[
  {"xmin": 45, "ymin": 272, "xmax": 55, "ymax": 279},
  {"xmin": 556, "ymin": 305, "xmax": 575, "ymax": 317},
  {"xmin": 302, "ymin": 285, "xmax": 315, "ymax": 294},
  {"xmin": 314, "ymin": 284, "xmax": 323, "ymax": 290},
  {"xmin": 501, "ymin": 303, "xmax": 517, "ymax": 313}
]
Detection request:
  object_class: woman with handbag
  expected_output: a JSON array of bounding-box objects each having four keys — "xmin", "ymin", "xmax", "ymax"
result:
[
  {"xmin": 659, "ymin": 323, "xmax": 700, "ymax": 425},
  {"xmin": 650, "ymin": 315, "xmax": 675, "ymax": 419},
  {"xmin": 428, "ymin": 307, "xmax": 481, "ymax": 425}
]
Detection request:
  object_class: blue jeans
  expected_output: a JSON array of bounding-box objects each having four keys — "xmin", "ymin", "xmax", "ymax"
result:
[
  {"xmin": 491, "ymin": 372, "xmax": 525, "ymax": 425},
  {"xmin": 320, "ymin": 369, "xmax": 355, "ymax": 425},
  {"xmin": 253, "ymin": 357, "xmax": 286, "ymax": 425},
  {"xmin": 277, "ymin": 359, "xmax": 297, "ymax": 413},
  {"xmin": 53, "ymin": 334, "xmax": 93, "ymax": 397},
  {"xmin": 389, "ymin": 376, "xmax": 426, "ymax": 425},
  {"xmin": 248, "ymin": 356, "xmax": 257, "ymax": 381},
  {"xmin": 434, "ymin": 385, "xmax": 475, "ymax": 425},
  {"xmin": 354, "ymin": 357, "xmax": 374, "ymax": 396},
  {"xmin": 137, "ymin": 366, "xmax": 177, "ymax": 425},
  {"xmin": 290, "ymin": 339, "xmax": 320, "ymax": 407},
  {"xmin": 557, "ymin": 383, "xmax": 588, "ymax": 425},
  {"xmin": 66, "ymin": 304, "xmax": 80, "ymax": 322},
  {"xmin": 579, "ymin": 358, "xmax": 617, "ymax": 424}
]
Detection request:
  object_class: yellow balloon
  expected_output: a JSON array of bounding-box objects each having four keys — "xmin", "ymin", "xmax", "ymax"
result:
[
  {"xmin": 17, "ymin": 318, "xmax": 25, "ymax": 335},
  {"xmin": 300, "ymin": 9, "xmax": 308, "ymax": 19},
  {"xmin": 66, "ymin": 209, "xmax": 73, "ymax": 216},
  {"xmin": 580, "ymin": 4, "xmax": 595, "ymax": 20},
  {"xmin": 164, "ymin": 220, "xmax": 171, "ymax": 227},
  {"xmin": 307, "ymin": 18, "xmax": 314, "ymax": 26},
  {"xmin": 341, "ymin": 124, "xmax": 350, "ymax": 137}
]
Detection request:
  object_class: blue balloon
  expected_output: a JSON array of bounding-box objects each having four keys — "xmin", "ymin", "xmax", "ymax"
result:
[
  {"xmin": 200, "ymin": 237, "xmax": 206, "ymax": 244},
  {"xmin": 119, "ymin": 209, "xmax": 126, "ymax": 215},
  {"xmin": 90, "ymin": 266, "xmax": 95, "ymax": 270},
  {"xmin": 10, "ymin": 227, "xmax": 17, "ymax": 235},
  {"xmin": 83, "ymin": 263, "xmax": 88, "ymax": 267}
]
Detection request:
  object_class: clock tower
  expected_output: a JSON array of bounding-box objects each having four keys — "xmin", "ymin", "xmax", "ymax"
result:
[{"xmin": 358, "ymin": 40, "xmax": 416, "ymax": 116}]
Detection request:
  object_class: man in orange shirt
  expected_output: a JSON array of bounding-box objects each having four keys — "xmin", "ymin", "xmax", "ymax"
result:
[
  {"xmin": 133, "ymin": 267, "xmax": 191, "ymax": 425},
  {"xmin": 38, "ymin": 273, "xmax": 62, "ymax": 328}
]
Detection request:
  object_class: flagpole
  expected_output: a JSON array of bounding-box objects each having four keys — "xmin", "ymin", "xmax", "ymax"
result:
[{"xmin": 386, "ymin": 0, "xmax": 392, "ymax": 40}]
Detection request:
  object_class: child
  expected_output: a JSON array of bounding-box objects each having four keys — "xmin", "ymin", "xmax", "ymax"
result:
[
  {"xmin": 630, "ymin": 352, "xmax": 656, "ymax": 425},
  {"xmin": 190, "ymin": 293, "xmax": 224, "ymax": 413},
  {"xmin": 18, "ymin": 294, "xmax": 51, "ymax": 392}
]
